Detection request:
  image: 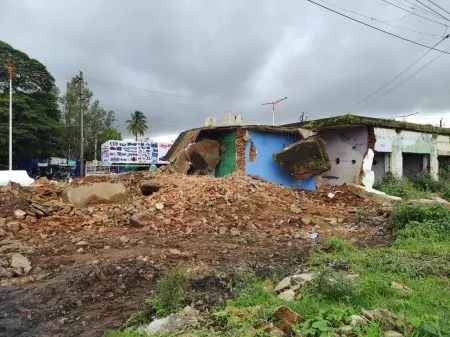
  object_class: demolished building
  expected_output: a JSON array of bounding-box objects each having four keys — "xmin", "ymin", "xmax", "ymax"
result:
[
  {"xmin": 164, "ymin": 114, "xmax": 450, "ymax": 189},
  {"xmin": 163, "ymin": 125, "xmax": 330, "ymax": 190},
  {"xmin": 287, "ymin": 114, "xmax": 450, "ymax": 185}
]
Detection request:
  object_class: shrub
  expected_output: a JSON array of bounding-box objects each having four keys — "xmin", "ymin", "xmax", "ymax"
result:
[
  {"xmin": 408, "ymin": 172, "xmax": 441, "ymax": 193},
  {"xmin": 325, "ymin": 236, "xmax": 356, "ymax": 253},
  {"xmin": 378, "ymin": 174, "xmax": 422, "ymax": 199},
  {"xmin": 146, "ymin": 268, "xmax": 187, "ymax": 317},
  {"xmin": 389, "ymin": 202, "xmax": 450, "ymax": 231},
  {"xmin": 310, "ymin": 268, "xmax": 355, "ymax": 301}
]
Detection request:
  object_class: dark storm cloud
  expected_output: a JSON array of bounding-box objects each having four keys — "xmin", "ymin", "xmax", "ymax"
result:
[{"xmin": 1, "ymin": 0, "xmax": 449, "ymax": 137}]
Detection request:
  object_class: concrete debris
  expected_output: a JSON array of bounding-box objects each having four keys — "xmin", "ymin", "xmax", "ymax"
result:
[
  {"xmin": 271, "ymin": 306, "xmax": 304, "ymax": 335},
  {"xmin": 384, "ymin": 331, "xmax": 404, "ymax": 337},
  {"xmin": 277, "ymin": 289, "xmax": 295, "ymax": 301},
  {"xmin": 350, "ymin": 314, "xmax": 368, "ymax": 326},
  {"xmin": 347, "ymin": 183, "xmax": 402, "ymax": 204},
  {"xmin": 137, "ymin": 306, "xmax": 201, "ymax": 334},
  {"xmin": 274, "ymin": 277, "xmax": 292, "ymax": 293},
  {"xmin": 63, "ymin": 182, "xmax": 129, "ymax": 207},
  {"xmin": 14, "ymin": 209, "xmax": 26, "ymax": 219},
  {"xmin": 172, "ymin": 139, "xmax": 222, "ymax": 174},
  {"xmin": 10, "ymin": 253, "xmax": 32, "ymax": 274},
  {"xmin": 272, "ymin": 135, "xmax": 331, "ymax": 180},
  {"xmin": 362, "ymin": 309, "xmax": 400, "ymax": 331},
  {"xmin": 185, "ymin": 139, "xmax": 221, "ymax": 173},
  {"xmin": 129, "ymin": 211, "xmax": 153, "ymax": 228},
  {"xmin": 390, "ymin": 281, "xmax": 413, "ymax": 294}
]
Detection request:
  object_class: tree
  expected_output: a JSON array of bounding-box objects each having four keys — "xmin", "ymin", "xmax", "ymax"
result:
[
  {"xmin": 0, "ymin": 40, "xmax": 62, "ymax": 168},
  {"xmin": 126, "ymin": 110, "xmax": 148, "ymax": 141},
  {"xmin": 59, "ymin": 78, "xmax": 121, "ymax": 161}
]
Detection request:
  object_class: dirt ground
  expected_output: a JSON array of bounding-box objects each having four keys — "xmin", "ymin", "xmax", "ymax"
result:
[{"xmin": 0, "ymin": 171, "xmax": 394, "ymax": 337}]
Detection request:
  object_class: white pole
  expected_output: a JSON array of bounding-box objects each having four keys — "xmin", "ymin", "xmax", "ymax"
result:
[
  {"xmin": 272, "ymin": 109, "xmax": 275, "ymax": 126},
  {"xmin": 9, "ymin": 76, "xmax": 12, "ymax": 171}
]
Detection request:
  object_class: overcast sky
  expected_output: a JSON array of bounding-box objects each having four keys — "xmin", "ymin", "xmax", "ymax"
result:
[{"xmin": 1, "ymin": 0, "xmax": 449, "ymax": 140}]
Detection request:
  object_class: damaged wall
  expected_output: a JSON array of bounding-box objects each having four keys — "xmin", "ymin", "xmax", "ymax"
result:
[
  {"xmin": 272, "ymin": 135, "xmax": 331, "ymax": 180},
  {"xmin": 373, "ymin": 128, "xmax": 448, "ymax": 179},
  {"xmin": 319, "ymin": 126, "xmax": 369, "ymax": 185},
  {"xmin": 244, "ymin": 130, "xmax": 316, "ymax": 190},
  {"xmin": 196, "ymin": 130, "xmax": 237, "ymax": 177}
]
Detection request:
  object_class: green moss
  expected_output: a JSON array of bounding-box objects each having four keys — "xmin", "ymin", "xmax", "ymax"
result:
[{"xmin": 287, "ymin": 114, "xmax": 450, "ymax": 136}]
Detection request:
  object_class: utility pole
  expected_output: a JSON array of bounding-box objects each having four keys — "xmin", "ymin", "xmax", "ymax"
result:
[
  {"xmin": 262, "ymin": 96, "xmax": 288, "ymax": 126},
  {"xmin": 299, "ymin": 112, "xmax": 307, "ymax": 122},
  {"xmin": 8, "ymin": 59, "xmax": 13, "ymax": 171},
  {"xmin": 74, "ymin": 71, "xmax": 85, "ymax": 177}
]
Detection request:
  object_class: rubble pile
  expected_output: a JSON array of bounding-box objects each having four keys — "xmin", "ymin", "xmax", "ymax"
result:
[{"xmin": 0, "ymin": 171, "xmax": 387, "ymax": 284}]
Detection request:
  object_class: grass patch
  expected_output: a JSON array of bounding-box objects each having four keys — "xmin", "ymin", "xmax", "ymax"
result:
[{"xmin": 146, "ymin": 267, "xmax": 187, "ymax": 317}]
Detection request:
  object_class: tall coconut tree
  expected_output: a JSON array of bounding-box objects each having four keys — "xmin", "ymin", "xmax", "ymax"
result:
[{"xmin": 125, "ymin": 110, "xmax": 148, "ymax": 141}]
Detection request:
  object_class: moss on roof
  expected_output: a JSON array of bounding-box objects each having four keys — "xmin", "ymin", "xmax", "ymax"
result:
[{"xmin": 286, "ymin": 114, "xmax": 450, "ymax": 135}]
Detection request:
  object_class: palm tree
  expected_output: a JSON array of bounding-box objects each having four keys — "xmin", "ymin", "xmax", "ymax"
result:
[{"xmin": 126, "ymin": 110, "xmax": 148, "ymax": 141}]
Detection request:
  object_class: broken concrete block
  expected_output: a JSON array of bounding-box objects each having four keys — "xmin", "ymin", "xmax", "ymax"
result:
[
  {"xmin": 185, "ymin": 139, "xmax": 221, "ymax": 172},
  {"xmin": 273, "ymin": 135, "xmax": 331, "ymax": 180},
  {"xmin": 10, "ymin": 253, "xmax": 32, "ymax": 274},
  {"xmin": 347, "ymin": 183, "xmax": 402, "ymax": 204},
  {"xmin": 278, "ymin": 289, "xmax": 295, "ymax": 301},
  {"xmin": 130, "ymin": 212, "xmax": 153, "ymax": 228},
  {"xmin": 274, "ymin": 276, "xmax": 292, "ymax": 293},
  {"xmin": 63, "ymin": 182, "xmax": 129, "ymax": 207},
  {"xmin": 272, "ymin": 306, "xmax": 304, "ymax": 335}
]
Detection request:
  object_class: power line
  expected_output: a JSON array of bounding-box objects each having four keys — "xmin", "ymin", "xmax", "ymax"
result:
[
  {"xmin": 317, "ymin": 0, "xmax": 443, "ymax": 38},
  {"xmin": 370, "ymin": 43, "xmax": 450, "ymax": 101},
  {"xmin": 415, "ymin": 0, "xmax": 450, "ymax": 20},
  {"xmin": 397, "ymin": 0, "xmax": 446, "ymax": 19},
  {"xmin": 87, "ymin": 77, "xmax": 213, "ymax": 102},
  {"xmin": 305, "ymin": 0, "xmax": 450, "ymax": 53},
  {"xmin": 351, "ymin": 34, "xmax": 449, "ymax": 108},
  {"xmin": 381, "ymin": 0, "xmax": 449, "ymax": 26},
  {"xmin": 425, "ymin": 0, "xmax": 450, "ymax": 14}
]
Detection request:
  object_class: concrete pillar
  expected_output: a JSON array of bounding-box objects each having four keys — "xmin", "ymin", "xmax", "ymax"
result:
[
  {"xmin": 384, "ymin": 153, "xmax": 390, "ymax": 174},
  {"xmin": 390, "ymin": 146, "xmax": 403, "ymax": 177},
  {"xmin": 430, "ymin": 146, "xmax": 439, "ymax": 180},
  {"xmin": 422, "ymin": 155, "xmax": 429, "ymax": 172}
]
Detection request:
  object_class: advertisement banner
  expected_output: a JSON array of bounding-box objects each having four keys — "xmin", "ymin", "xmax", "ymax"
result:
[{"xmin": 101, "ymin": 140, "xmax": 173, "ymax": 165}]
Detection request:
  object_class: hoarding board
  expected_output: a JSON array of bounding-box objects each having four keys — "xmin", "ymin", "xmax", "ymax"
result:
[{"xmin": 101, "ymin": 140, "xmax": 173, "ymax": 164}]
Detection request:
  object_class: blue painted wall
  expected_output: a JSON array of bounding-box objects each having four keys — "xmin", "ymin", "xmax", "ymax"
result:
[{"xmin": 245, "ymin": 130, "xmax": 316, "ymax": 190}]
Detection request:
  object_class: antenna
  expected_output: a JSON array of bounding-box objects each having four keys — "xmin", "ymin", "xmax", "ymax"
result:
[
  {"xmin": 396, "ymin": 111, "xmax": 419, "ymax": 122},
  {"xmin": 262, "ymin": 96, "xmax": 287, "ymax": 125}
]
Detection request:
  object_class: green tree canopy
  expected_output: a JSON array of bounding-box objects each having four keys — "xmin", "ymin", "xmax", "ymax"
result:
[
  {"xmin": 0, "ymin": 40, "xmax": 61, "ymax": 168},
  {"xmin": 59, "ymin": 77, "xmax": 121, "ymax": 160},
  {"xmin": 126, "ymin": 110, "xmax": 148, "ymax": 141}
]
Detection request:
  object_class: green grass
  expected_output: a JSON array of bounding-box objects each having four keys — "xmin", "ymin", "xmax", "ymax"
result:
[{"xmin": 146, "ymin": 267, "xmax": 187, "ymax": 317}]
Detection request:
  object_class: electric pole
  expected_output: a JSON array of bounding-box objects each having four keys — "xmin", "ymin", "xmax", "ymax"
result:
[
  {"xmin": 74, "ymin": 71, "xmax": 85, "ymax": 177},
  {"xmin": 8, "ymin": 59, "xmax": 13, "ymax": 171},
  {"xmin": 262, "ymin": 96, "xmax": 288, "ymax": 125},
  {"xmin": 299, "ymin": 112, "xmax": 307, "ymax": 122}
]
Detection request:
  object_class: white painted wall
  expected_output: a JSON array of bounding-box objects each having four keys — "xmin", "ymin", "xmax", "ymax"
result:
[
  {"xmin": 319, "ymin": 126, "xmax": 368, "ymax": 185},
  {"xmin": 374, "ymin": 128, "xmax": 450, "ymax": 180}
]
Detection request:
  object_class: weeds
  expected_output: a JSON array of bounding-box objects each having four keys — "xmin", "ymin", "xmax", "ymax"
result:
[
  {"xmin": 377, "ymin": 173, "xmax": 423, "ymax": 199},
  {"xmin": 146, "ymin": 267, "xmax": 187, "ymax": 317},
  {"xmin": 378, "ymin": 172, "xmax": 450, "ymax": 201},
  {"xmin": 324, "ymin": 236, "xmax": 356, "ymax": 253},
  {"xmin": 310, "ymin": 268, "xmax": 355, "ymax": 301},
  {"xmin": 389, "ymin": 202, "xmax": 449, "ymax": 232}
]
